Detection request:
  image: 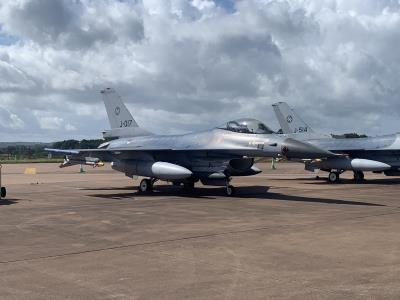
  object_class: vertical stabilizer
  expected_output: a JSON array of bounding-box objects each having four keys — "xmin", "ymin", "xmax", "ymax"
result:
[
  {"xmin": 272, "ymin": 102, "xmax": 314, "ymax": 134},
  {"xmin": 101, "ymin": 88, "xmax": 138, "ymax": 129}
]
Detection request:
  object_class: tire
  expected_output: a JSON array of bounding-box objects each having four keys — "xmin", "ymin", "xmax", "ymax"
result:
[
  {"xmin": 139, "ymin": 179, "xmax": 152, "ymax": 193},
  {"xmin": 183, "ymin": 181, "xmax": 195, "ymax": 190},
  {"xmin": 226, "ymin": 185, "xmax": 235, "ymax": 196},
  {"xmin": 353, "ymin": 171, "xmax": 365, "ymax": 182},
  {"xmin": 328, "ymin": 172, "xmax": 339, "ymax": 183},
  {"xmin": 1, "ymin": 187, "xmax": 6, "ymax": 198}
]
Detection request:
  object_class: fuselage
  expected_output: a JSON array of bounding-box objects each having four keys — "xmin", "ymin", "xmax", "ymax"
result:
[
  {"xmin": 99, "ymin": 129, "xmax": 282, "ymax": 180},
  {"xmin": 99, "ymin": 127, "xmax": 332, "ymax": 179},
  {"xmin": 104, "ymin": 129, "xmax": 282, "ymax": 157}
]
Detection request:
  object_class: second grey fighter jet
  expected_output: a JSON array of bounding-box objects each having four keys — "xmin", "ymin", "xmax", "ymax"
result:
[
  {"xmin": 47, "ymin": 89, "xmax": 333, "ymax": 196},
  {"xmin": 273, "ymin": 102, "xmax": 400, "ymax": 183}
]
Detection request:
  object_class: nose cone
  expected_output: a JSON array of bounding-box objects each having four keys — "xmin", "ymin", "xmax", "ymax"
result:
[{"xmin": 281, "ymin": 138, "xmax": 334, "ymax": 159}]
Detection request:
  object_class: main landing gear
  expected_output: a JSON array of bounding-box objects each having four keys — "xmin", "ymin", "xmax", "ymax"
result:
[
  {"xmin": 328, "ymin": 170, "xmax": 365, "ymax": 183},
  {"xmin": 353, "ymin": 171, "xmax": 365, "ymax": 182},
  {"xmin": 183, "ymin": 181, "xmax": 195, "ymax": 191},
  {"xmin": 138, "ymin": 177, "xmax": 237, "ymax": 196}
]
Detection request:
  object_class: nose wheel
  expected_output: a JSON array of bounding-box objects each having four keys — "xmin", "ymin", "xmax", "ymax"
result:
[
  {"xmin": 139, "ymin": 179, "xmax": 153, "ymax": 193},
  {"xmin": 226, "ymin": 185, "xmax": 235, "ymax": 196},
  {"xmin": 1, "ymin": 187, "xmax": 6, "ymax": 198},
  {"xmin": 225, "ymin": 177, "xmax": 235, "ymax": 196},
  {"xmin": 328, "ymin": 171, "xmax": 340, "ymax": 183}
]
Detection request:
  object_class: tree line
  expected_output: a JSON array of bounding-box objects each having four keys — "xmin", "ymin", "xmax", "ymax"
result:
[{"xmin": 0, "ymin": 139, "xmax": 104, "ymax": 160}]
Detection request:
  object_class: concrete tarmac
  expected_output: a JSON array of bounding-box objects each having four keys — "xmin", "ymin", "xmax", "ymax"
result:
[{"xmin": 0, "ymin": 163, "xmax": 399, "ymax": 299}]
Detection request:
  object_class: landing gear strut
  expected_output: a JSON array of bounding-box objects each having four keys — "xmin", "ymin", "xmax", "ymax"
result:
[
  {"xmin": 225, "ymin": 178, "xmax": 235, "ymax": 197},
  {"xmin": 328, "ymin": 171, "xmax": 340, "ymax": 183},
  {"xmin": 353, "ymin": 171, "xmax": 365, "ymax": 182},
  {"xmin": 139, "ymin": 178, "xmax": 153, "ymax": 193}
]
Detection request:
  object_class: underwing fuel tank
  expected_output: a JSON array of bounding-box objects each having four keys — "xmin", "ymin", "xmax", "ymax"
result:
[
  {"xmin": 306, "ymin": 157, "xmax": 391, "ymax": 172},
  {"xmin": 350, "ymin": 159, "xmax": 391, "ymax": 171},
  {"xmin": 111, "ymin": 160, "xmax": 192, "ymax": 180}
]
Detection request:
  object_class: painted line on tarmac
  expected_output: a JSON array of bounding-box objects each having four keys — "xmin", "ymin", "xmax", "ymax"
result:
[{"xmin": 1, "ymin": 209, "xmax": 400, "ymax": 265}]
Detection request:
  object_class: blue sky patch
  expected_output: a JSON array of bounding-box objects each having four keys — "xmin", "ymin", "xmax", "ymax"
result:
[
  {"xmin": 214, "ymin": 0, "xmax": 236, "ymax": 13},
  {"xmin": 0, "ymin": 32, "xmax": 19, "ymax": 46}
]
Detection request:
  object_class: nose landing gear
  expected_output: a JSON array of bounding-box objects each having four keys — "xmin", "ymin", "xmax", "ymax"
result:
[
  {"xmin": 225, "ymin": 178, "xmax": 235, "ymax": 197},
  {"xmin": 139, "ymin": 178, "xmax": 155, "ymax": 193},
  {"xmin": 328, "ymin": 171, "xmax": 340, "ymax": 183}
]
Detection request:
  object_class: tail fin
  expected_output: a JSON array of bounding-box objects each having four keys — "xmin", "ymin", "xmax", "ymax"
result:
[
  {"xmin": 272, "ymin": 102, "xmax": 314, "ymax": 134},
  {"xmin": 101, "ymin": 88, "xmax": 138, "ymax": 129},
  {"xmin": 101, "ymin": 88, "xmax": 153, "ymax": 138}
]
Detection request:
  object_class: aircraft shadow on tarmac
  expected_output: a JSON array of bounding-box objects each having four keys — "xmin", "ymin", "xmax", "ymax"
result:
[
  {"xmin": 0, "ymin": 199, "xmax": 19, "ymax": 206},
  {"xmin": 274, "ymin": 176, "xmax": 400, "ymax": 185},
  {"xmin": 310, "ymin": 178, "xmax": 400, "ymax": 185},
  {"xmin": 86, "ymin": 185, "xmax": 384, "ymax": 207}
]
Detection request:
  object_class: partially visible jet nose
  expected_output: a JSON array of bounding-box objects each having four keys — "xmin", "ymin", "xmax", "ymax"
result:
[{"xmin": 280, "ymin": 138, "xmax": 334, "ymax": 159}]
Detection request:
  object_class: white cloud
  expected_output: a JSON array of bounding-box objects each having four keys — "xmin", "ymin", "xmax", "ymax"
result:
[
  {"xmin": 65, "ymin": 123, "xmax": 76, "ymax": 131},
  {"xmin": 0, "ymin": 107, "xmax": 25, "ymax": 129},
  {"xmin": 0, "ymin": 0, "xmax": 400, "ymax": 141}
]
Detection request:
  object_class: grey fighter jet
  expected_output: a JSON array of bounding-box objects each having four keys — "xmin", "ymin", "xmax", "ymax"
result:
[
  {"xmin": 273, "ymin": 102, "xmax": 400, "ymax": 183},
  {"xmin": 46, "ymin": 89, "xmax": 333, "ymax": 196}
]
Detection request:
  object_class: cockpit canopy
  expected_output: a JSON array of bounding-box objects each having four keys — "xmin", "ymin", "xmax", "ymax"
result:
[{"xmin": 218, "ymin": 118, "xmax": 275, "ymax": 134}]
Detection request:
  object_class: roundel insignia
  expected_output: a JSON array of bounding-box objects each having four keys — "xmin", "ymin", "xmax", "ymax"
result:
[
  {"xmin": 286, "ymin": 115, "xmax": 293, "ymax": 123},
  {"xmin": 115, "ymin": 106, "xmax": 121, "ymax": 116}
]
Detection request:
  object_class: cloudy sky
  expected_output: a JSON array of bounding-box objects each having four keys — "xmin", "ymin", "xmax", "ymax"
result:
[{"xmin": 1, "ymin": 0, "xmax": 400, "ymax": 142}]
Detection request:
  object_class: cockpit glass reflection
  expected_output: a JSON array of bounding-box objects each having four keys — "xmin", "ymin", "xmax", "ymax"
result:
[{"xmin": 218, "ymin": 118, "xmax": 274, "ymax": 134}]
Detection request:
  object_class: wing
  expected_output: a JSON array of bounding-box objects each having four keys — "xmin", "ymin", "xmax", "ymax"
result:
[{"xmin": 45, "ymin": 147, "xmax": 248, "ymax": 169}]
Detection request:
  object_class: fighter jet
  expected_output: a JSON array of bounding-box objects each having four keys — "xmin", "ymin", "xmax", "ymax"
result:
[
  {"xmin": 46, "ymin": 89, "xmax": 333, "ymax": 196},
  {"xmin": 272, "ymin": 102, "xmax": 400, "ymax": 183}
]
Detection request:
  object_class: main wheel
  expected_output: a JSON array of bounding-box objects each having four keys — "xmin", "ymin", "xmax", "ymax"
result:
[
  {"xmin": 226, "ymin": 185, "xmax": 235, "ymax": 196},
  {"xmin": 328, "ymin": 172, "xmax": 339, "ymax": 183},
  {"xmin": 353, "ymin": 171, "xmax": 365, "ymax": 182},
  {"xmin": 1, "ymin": 187, "xmax": 6, "ymax": 198},
  {"xmin": 139, "ymin": 179, "xmax": 152, "ymax": 193},
  {"xmin": 183, "ymin": 181, "xmax": 195, "ymax": 190}
]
